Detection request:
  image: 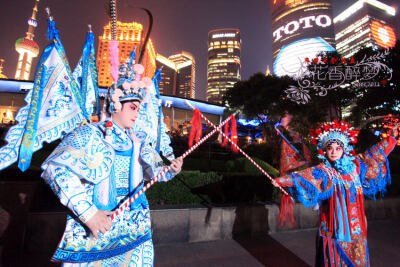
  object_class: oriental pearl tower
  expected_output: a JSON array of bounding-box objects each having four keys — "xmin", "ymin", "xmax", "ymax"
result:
[{"xmin": 15, "ymin": 0, "xmax": 40, "ymax": 80}]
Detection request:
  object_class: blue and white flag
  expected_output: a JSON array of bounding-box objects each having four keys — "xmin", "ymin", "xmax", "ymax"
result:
[
  {"xmin": 0, "ymin": 91, "xmax": 33, "ymax": 170},
  {"xmin": 72, "ymin": 30, "xmax": 100, "ymax": 120},
  {"xmin": 133, "ymin": 69, "xmax": 175, "ymax": 160},
  {"xmin": 17, "ymin": 19, "xmax": 88, "ymax": 171}
]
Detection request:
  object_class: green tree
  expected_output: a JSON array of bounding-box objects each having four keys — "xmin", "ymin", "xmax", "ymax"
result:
[
  {"xmin": 347, "ymin": 43, "xmax": 400, "ymax": 126},
  {"xmin": 224, "ymin": 72, "xmax": 336, "ymax": 137}
]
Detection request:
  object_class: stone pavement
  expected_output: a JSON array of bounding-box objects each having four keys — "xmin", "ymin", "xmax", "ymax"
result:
[
  {"xmin": 155, "ymin": 220, "xmax": 400, "ymax": 267},
  {"xmin": 2, "ymin": 220, "xmax": 399, "ymax": 266}
]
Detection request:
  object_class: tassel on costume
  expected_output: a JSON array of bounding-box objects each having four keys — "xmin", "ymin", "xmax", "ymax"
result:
[
  {"xmin": 188, "ymin": 108, "xmax": 202, "ymax": 148},
  {"xmin": 222, "ymin": 120, "xmax": 229, "ymax": 148},
  {"xmin": 357, "ymin": 190, "xmax": 367, "ymax": 235},
  {"xmin": 230, "ymin": 115, "xmax": 238, "ymax": 153},
  {"xmin": 109, "ymin": 40, "xmax": 119, "ymax": 83},
  {"xmin": 278, "ymin": 193, "xmax": 296, "ymax": 228},
  {"xmin": 303, "ymin": 142, "xmax": 312, "ymax": 163},
  {"xmin": 221, "ymin": 115, "xmax": 237, "ymax": 152}
]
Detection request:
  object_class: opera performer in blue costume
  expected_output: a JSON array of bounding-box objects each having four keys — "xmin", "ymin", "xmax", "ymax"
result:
[
  {"xmin": 273, "ymin": 120, "xmax": 399, "ymax": 267},
  {"xmin": 41, "ymin": 61, "xmax": 183, "ymax": 266}
]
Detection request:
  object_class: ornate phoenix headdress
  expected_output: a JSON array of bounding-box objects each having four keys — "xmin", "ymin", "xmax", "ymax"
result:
[{"xmin": 310, "ymin": 120, "xmax": 359, "ymax": 158}]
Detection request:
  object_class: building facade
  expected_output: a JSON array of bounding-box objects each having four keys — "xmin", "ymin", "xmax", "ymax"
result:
[
  {"xmin": 14, "ymin": 0, "xmax": 40, "ymax": 81},
  {"xmin": 334, "ymin": 0, "xmax": 397, "ymax": 58},
  {"xmin": 155, "ymin": 54, "xmax": 176, "ymax": 96},
  {"xmin": 271, "ymin": 0, "xmax": 335, "ymax": 77},
  {"xmin": 0, "ymin": 59, "xmax": 7, "ymax": 79},
  {"xmin": 207, "ymin": 29, "xmax": 241, "ymax": 104},
  {"xmin": 169, "ymin": 51, "xmax": 196, "ymax": 99},
  {"xmin": 155, "ymin": 51, "xmax": 196, "ymax": 99},
  {"xmin": 0, "ymin": 80, "xmax": 223, "ymax": 134},
  {"xmin": 96, "ymin": 21, "xmax": 156, "ymax": 87}
]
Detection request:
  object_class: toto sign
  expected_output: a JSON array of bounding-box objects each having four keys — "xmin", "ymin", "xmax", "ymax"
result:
[{"xmin": 273, "ymin": 15, "xmax": 332, "ymax": 42}]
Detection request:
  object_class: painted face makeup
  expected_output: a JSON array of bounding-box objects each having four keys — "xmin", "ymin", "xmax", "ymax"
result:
[
  {"xmin": 112, "ymin": 101, "xmax": 140, "ymax": 129},
  {"xmin": 326, "ymin": 142, "xmax": 344, "ymax": 162}
]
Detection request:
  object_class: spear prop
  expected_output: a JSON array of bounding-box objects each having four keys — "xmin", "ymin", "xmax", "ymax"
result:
[
  {"xmin": 184, "ymin": 100, "xmax": 290, "ymax": 196},
  {"xmin": 111, "ymin": 110, "xmax": 239, "ymax": 220},
  {"xmin": 185, "ymin": 102, "xmax": 296, "ymax": 227}
]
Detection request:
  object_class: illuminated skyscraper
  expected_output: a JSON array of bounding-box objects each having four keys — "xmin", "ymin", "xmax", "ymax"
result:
[
  {"xmin": 155, "ymin": 51, "xmax": 196, "ymax": 99},
  {"xmin": 169, "ymin": 51, "xmax": 196, "ymax": 99},
  {"xmin": 14, "ymin": 0, "xmax": 40, "ymax": 80},
  {"xmin": 271, "ymin": 0, "xmax": 335, "ymax": 77},
  {"xmin": 97, "ymin": 21, "xmax": 156, "ymax": 87},
  {"xmin": 0, "ymin": 59, "xmax": 7, "ymax": 79},
  {"xmin": 334, "ymin": 0, "xmax": 397, "ymax": 58},
  {"xmin": 207, "ymin": 29, "xmax": 241, "ymax": 104},
  {"xmin": 155, "ymin": 54, "xmax": 176, "ymax": 96}
]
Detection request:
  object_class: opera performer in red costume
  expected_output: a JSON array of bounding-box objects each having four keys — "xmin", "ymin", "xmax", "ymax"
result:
[{"xmin": 273, "ymin": 120, "xmax": 399, "ymax": 267}]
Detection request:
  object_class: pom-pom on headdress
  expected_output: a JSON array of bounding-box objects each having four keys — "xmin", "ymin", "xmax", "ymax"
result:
[
  {"xmin": 106, "ymin": 51, "xmax": 153, "ymax": 114},
  {"xmin": 309, "ymin": 120, "xmax": 359, "ymax": 159}
]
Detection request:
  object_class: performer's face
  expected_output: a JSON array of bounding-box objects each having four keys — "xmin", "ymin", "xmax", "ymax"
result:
[
  {"xmin": 326, "ymin": 142, "xmax": 344, "ymax": 162},
  {"xmin": 112, "ymin": 101, "xmax": 140, "ymax": 129}
]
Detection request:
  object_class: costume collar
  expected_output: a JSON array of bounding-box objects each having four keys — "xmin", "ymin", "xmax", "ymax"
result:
[
  {"xmin": 323, "ymin": 155, "xmax": 356, "ymax": 176},
  {"xmin": 97, "ymin": 121, "xmax": 132, "ymax": 151}
]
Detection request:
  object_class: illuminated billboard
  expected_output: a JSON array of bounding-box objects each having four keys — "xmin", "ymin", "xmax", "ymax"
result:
[
  {"xmin": 271, "ymin": 0, "xmax": 335, "ymax": 77},
  {"xmin": 274, "ymin": 37, "xmax": 335, "ymax": 77},
  {"xmin": 371, "ymin": 21, "xmax": 396, "ymax": 49},
  {"xmin": 334, "ymin": 0, "xmax": 397, "ymax": 58}
]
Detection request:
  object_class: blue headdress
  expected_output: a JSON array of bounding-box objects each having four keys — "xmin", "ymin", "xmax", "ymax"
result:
[{"xmin": 106, "ymin": 51, "xmax": 152, "ymax": 114}]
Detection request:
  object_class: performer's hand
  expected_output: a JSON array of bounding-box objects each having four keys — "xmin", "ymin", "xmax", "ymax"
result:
[
  {"xmin": 169, "ymin": 157, "xmax": 183, "ymax": 175},
  {"xmin": 86, "ymin": 210, "xmax": 114, "ymax": 239},
  {"xmin": 391, "ymin": 123, "xmax": 400, "ymax": 138},
  {"xmin": 272, "ymin": 179, "xmax": 279, "ymax": 188}
]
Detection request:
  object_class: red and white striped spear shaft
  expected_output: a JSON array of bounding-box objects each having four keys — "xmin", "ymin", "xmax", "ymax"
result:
[
  {"xmin": 111, "ymin": 111, "xmax": 239, "ymax": 220},
  {"xmin": 184, "ymin": 101, "xmax": 289, "ymax": 196}
]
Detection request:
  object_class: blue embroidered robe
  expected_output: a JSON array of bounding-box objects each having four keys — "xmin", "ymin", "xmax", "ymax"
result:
[{"xmin": 41, "ymin": 122, "xmax": 174, "ymax": 265}]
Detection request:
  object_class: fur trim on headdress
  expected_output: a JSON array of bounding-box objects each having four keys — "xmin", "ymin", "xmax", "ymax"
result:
[{"xmin": 106, "ymin": 50, "xmax": 152, "ymax": 114}]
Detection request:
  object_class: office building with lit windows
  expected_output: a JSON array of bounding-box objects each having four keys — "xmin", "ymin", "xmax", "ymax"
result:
[
  {"xmin": 169, "ymin": 51, "xmax": 196, "ymax": 99},
  {"xmin": 156, "ymin": 55, "xmax": 176, "ymax": 96},
  {"xmin": 271, "ymin": 0, "xmax": 336, "ymax": 77},
  {"xmin": 207, "ymin": 28, "xmax": 241, "ymax": 104},
  {"xmin": 155, "ymin": 51, "xmax": 196, "ymax": 99},
  {"xmin": 334, "ymin": 0, "xmax": 397, "ymax": 58},
  {"xmin": 96, "ymin": 21, "xmax": 156, "ymax": 87}
]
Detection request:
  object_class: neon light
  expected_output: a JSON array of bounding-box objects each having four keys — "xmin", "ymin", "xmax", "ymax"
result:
[
  {"xmin": 334, "ymin": 0, "xmax": 396, "ymax": 23},
  {"xmin": 371, "ymin": 21, "xmax": 396, "ymax": 49},
  {"xmin": 237, "ymin": 119, "xmax": 261, "ymax": 127},
  {"xmin": 212, "ymin": 33, "xmax": 236, "ymax": 39},
  {"xmin": 273, "ymin": 15, "xmax": 332, "ymax": 42},
  {"xmin": 273, "ymin": 37, "xmax": 335, "ymax": 77}
]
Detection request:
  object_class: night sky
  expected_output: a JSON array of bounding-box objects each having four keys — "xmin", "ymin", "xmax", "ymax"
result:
[{"xmin": 0, "ymin": 0, "xmax": 399, "ymax": 100}]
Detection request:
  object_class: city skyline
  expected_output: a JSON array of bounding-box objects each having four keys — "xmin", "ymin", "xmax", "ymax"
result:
[{"xmin": 0, "ymin": 0, "xmax": 399, "ymax": 101}]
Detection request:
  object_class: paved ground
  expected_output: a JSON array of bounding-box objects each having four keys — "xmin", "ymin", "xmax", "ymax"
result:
[
  {"xmin": 155, "ymin": 220, "xmax": 400, "ymax": 267},
  {"xmin": 2, "ymin": 220, "xmax": 400, "ymax": 266}
]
